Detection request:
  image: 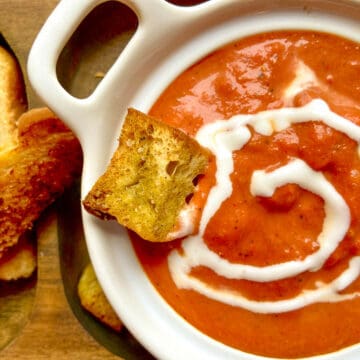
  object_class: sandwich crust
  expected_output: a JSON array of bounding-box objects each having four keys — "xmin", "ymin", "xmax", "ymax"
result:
[
  {"xmin": 0, "ymin": 45, "xmax": 27, "ymax": 154},
  {"xmin": 0, "ymin": 108, "xmax": 83, "ymax": 259}
]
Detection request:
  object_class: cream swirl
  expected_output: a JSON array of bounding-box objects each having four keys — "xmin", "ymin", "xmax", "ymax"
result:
[{"xmin": 168, "ymin": 99, "xmax": 360, "ymax": 313}]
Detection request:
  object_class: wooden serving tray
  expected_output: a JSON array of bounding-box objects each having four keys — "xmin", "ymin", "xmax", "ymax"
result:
[{"xmin": 0, "ymin": 1, "xmax": 205, "ymax": 358}]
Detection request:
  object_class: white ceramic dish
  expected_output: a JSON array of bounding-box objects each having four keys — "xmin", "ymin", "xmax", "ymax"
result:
[{"xmin": 28, "ymin": 0, "xmax": 360, "ymax": 359}]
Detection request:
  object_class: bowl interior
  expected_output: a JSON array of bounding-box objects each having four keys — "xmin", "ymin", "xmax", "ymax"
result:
[{"xmin": 80, "ymin": 1, "xmax": 360, "ymax": 359}]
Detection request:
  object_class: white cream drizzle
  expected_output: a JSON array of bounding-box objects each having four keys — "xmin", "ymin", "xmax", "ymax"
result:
[
  {"xmin": 166, "ymin": 205, "xmax": 196, "ymax": 241},
  {"xmin": 282, "ymin": 61, "xmax": 319, "ymax": 105},
  {"xmin": 168, "ymin": 98, "xmax": 360, "ymax": 313}
]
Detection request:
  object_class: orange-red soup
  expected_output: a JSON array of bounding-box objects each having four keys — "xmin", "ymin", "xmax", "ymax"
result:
[{"xmin": 132, "ymin": 31, "xmax": 360, "ymax": 358}]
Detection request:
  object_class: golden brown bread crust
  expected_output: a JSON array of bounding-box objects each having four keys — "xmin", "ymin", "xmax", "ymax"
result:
[
  {"xmin": 83, "ymin": 108, "xmax": 209, "ymax": 242},
  {"xmin": 0, "ymin": 108, "xmax": 83, "ymax": 258},
  {"xmin": 0, "ymin": 45, "xmax": 27, "ymax": 154}
]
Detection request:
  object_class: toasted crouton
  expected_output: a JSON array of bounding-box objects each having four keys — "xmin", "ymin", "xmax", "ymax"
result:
[
  {"xmin": 83, "ymin": 108, "xmax": 209, "ymax": 242},
  {"xmin": 78, "ymin": 263, "xmax": 122, "ymax": 332}
]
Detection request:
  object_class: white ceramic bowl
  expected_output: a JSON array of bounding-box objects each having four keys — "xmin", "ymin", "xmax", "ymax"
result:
[{"xmin": 28, "ymin": 0, "xmax": 360, "ymax": 359}]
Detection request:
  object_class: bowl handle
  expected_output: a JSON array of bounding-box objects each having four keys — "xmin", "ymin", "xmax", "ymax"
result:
[{"xmin": 27, "ymin": 0, "xmax": 195, "ymax": 145}]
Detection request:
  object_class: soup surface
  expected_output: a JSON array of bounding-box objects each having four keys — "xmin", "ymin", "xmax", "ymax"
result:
[{"xmin": 131, "ymin": 31, "xmax": 360, "ymax": 358}]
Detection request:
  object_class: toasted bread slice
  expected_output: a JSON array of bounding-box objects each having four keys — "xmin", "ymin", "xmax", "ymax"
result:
[
  {"xmin": 0, "ymin": 108, "xmax": 83, "ymax": 258},
  {"xmin": 78, "ymin": 263, "xmax": 122, "ymax": 332},
  {"xmin": 0, "ymin": 44, "xmax": 27, "ymax": 154},
  {"xmin": 0, "ymin": 40, "xmax": 81, "ymax": 279},
  {"xmin": 83, "ymin": 108, "xmax": 209, "ymax": 242},
  {"xmin": 0, "ymin": 232, "xmax": 36, "ymax": 281}
]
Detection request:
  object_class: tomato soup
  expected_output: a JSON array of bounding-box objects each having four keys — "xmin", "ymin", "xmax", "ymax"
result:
[{"xmin": 131, "ymin": 31, "xmax": 360, "ymax": 358}]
